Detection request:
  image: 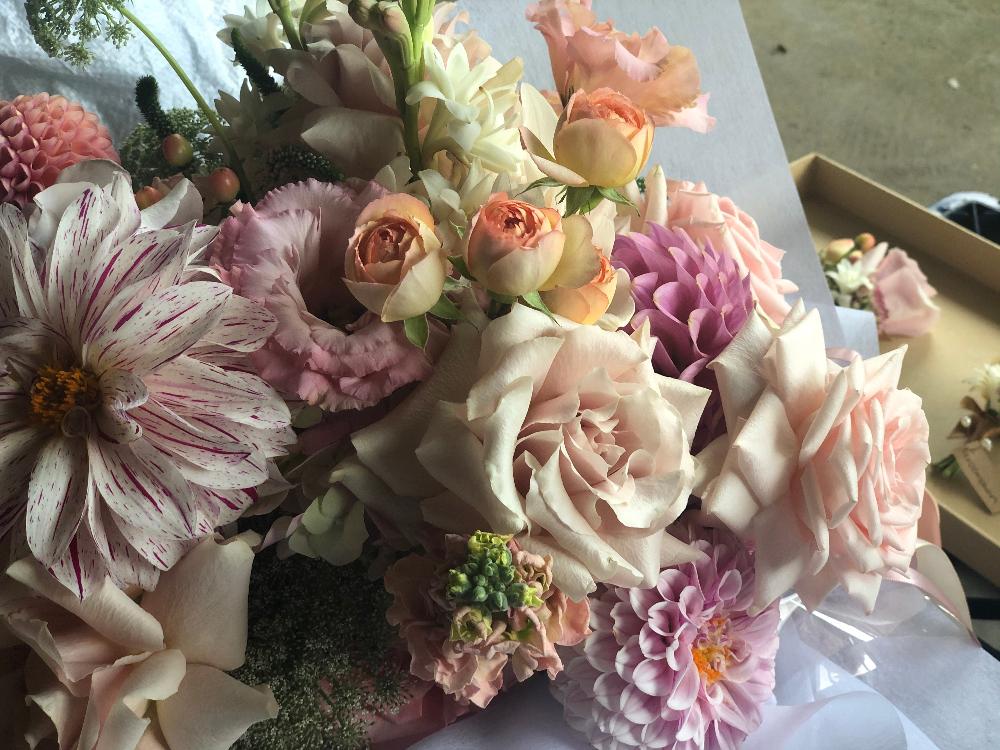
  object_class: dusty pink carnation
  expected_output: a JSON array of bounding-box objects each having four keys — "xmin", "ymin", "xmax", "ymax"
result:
[
  {"xmin": 384, "ymin": 536, "xmax": 590, "ymax": 709},
  {"xmin": 0, "ymin": 93, "xmax": 118, "ymax": 209},
  {"xmin": 208, "ymin": 179, "xmax": 433, "ymax": 413},
  {"xmin": 667, "ymin": 180, "xmax": 797, "ymax": 325},
  {"xmin": 553, "ymin": 520, "xmax": 779, "ymax": 750},
  {"xmin": 613, "ymin": 225, "xmax": 753, "ymax": 450}
]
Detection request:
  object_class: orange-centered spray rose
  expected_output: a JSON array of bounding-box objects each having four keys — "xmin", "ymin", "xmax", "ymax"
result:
[
  {"xmin": 465, "ymin": 193, "xmax": 567, "ymax": 297},
  {"xmin": 552, "ymin": 88, "xmax": 653, "ymax": 188},
  {"xmin": 345, "ymin": 193, "xmax": 447, "ymax": 322}
]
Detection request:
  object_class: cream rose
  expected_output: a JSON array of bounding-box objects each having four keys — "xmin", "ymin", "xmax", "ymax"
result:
[
  {"xmin": 344, "ymin": 193, "xmax": 447, "ymax": 322},
  {"xmin": 702, "ymin": 303, "xmax": 931, "ymax": 613},
  {"xmin": 351, "ymin": 304, "xmax": 710, "ymax": 599}
]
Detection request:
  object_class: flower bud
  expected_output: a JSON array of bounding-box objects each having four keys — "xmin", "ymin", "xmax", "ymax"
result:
[
  {"xmin": 465, "ymin": 193, "xmax": 565, "ymax": 297},
  {"xmin": 552, "ymin": 88, "xmax": 653, "ymax": 188},
  {"xmin": 162, "ymin": 133, "xmax": 193, "ymax": 167},
  {"xmin": 855, "ymin": 232, "xmax": 877, "ymax": 252},
  {"xmin": 344, "ymin": 193, "xmax": 447, "ymax": 322},
  {"xmin": 821, "ymin": 238, "xmax": 855, "ymax": 264},
  {"xmin": 449, "ymin": 606, "xmax": 493, "ymax": 643}
]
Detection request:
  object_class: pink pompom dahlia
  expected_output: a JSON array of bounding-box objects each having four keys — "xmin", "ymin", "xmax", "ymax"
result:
[
  {"xmin": 0, "ymin": 168, "xmax": 293, "ymax": 598},
  {"xmin": 208, "ymin": 179, "xmax": 434, "ymax": 415},
  {"xmin": 554, "ymin": 521, "xmax": 779, "ymax": 750},
  {"xmin": 614, "ymin": 225, "xmax": 753, "ymax": 450},
  {"xmin": 0, "ymin": 93, "xmax": 118, "ymax": 209}
]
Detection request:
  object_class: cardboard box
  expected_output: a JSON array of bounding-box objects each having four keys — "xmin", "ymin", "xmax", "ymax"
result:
[{"xmin": 791, "ymin": 153, "xmax": 1000, "ymax": 587}]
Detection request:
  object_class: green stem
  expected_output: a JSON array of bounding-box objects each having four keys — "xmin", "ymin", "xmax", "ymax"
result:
[
  {"xmin": 118, "ymin": 5, "xmax": 251, "ymax": 196},
  {"xmin": 268, "ymin": 0, "xmax": 305, "ymax": 50}
]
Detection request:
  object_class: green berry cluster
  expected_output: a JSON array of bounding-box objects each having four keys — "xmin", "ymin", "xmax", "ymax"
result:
[{"xmin": 446, "ymin": 532, "xmax": 543, "ymax": 616}]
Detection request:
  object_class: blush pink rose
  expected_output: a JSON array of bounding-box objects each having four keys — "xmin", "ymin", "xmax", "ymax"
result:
[
  {"xmin": 526, "ymin": 1, "xmax": 712, "ymax": 131},
  {"xmin": 703, "ymin": 304, "xmax": 931, "ymax": 613},
  {"xmin": 667, "ymin": 179, "xmax": 797, "ymax": 325},
  {"xmin": 352, "ymin": 304, "xmax": 710, "ymax": 600},
  {"xmin": 872, "ymin": 247, "xmax": 940, "ymax": 337},
  {"xmin": 208, "ymin": 179, "xmax": 434, "ymax": 413}
]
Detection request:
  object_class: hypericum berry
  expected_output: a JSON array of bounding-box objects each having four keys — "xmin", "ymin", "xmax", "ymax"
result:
[
  {"xmin": 208, "ymin": 166, "xmax": 240, "ymax": 203},
  {"xmin": 161, "ymin": 133, "xmax": 193, "ymax": 167},
  {"xmin": 134, "ymin": 185, "xmax": 164, "ymax": 209}
]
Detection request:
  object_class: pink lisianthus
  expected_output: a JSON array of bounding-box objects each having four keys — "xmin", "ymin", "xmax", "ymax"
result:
[
  {"xmin": 525, "ymin": 1, "xmax": 712, "ymax": 131},
  {"xmin": 208, "ymin": 179, "xmax": 435, "ymax": 414},
  {"xmin": 703, "ymin": 304, "xmax": 931, "ymax": 613},
  {"xmin": 384, "ymin": 533, "xmax": 589, "ymax": 709},
  {"xmin": 0, "ymin": 162, "xmax": 293, "ymax": 598},
  {"xmin": 666, "ymin": 179, "xmax": 797, "ymax": 325},
  {"xmin": 553, "ymin": 519, "xmax": 779, "ymax": 750},
  {"xmin": 0, "ymin": 535, "xmax": 278, "ymax": 750},
  {"xmin": 872, "ymin": 247, "xmax": 940, "ymax": 337}
]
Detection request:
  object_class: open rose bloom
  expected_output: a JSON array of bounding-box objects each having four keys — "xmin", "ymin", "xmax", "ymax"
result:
[{"xmin": 703, "ymin": 303, "xmax": 931, "ymax": 612}]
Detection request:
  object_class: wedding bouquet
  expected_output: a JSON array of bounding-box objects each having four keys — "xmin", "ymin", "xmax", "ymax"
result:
[{"xmin": 0, "ymin": 1, "xmax": 947, "ymax": 749}]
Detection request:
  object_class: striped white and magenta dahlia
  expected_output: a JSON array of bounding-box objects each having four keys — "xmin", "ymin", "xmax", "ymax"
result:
[
  {"xmin": 0, "ymin": 163, "xmax": 293, "ymax": 597},
  {"xmin": 553, "ymin": 521, "xmax": 779, "ymax": 750}
]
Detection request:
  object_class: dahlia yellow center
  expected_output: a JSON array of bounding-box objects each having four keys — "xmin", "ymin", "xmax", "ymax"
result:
[
  {"xmin": 692, "ymin": 615, "xmax": 733, "ymax": 685},
  {"xmin": 30, "ymin": 365, "xmax": 100, "ymax": 426}
]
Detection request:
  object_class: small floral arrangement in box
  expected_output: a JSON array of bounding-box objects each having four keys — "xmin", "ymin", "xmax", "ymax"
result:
[{"xmin": 0, "ymin": 1, "xmax": 947, "ymax": 749}]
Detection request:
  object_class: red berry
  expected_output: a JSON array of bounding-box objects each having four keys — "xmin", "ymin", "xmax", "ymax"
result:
[
  {"xmin": 162, "ymin": 133, "xmax": 194, "ymax": 167},
  {"xmin": 135, "ymin": 185, "xmax": 164, "ymax": 209},
  {"xmin": 208, "ymin": 167, "xmax": 241, "ymax": 203}
]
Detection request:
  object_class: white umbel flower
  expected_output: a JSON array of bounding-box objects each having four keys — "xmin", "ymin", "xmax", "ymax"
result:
[
  {"xmin": 826, "ymin": 257, "xmax": 874, "ymax": 308},
  {"xmin": 967, "ymin": 363, "xmax": 1000, "ymax": 407}
]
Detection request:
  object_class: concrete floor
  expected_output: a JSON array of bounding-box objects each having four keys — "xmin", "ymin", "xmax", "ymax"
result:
[{"xmin": 743, "ymin": 0, "xmax": 1000, "ymax": 205}]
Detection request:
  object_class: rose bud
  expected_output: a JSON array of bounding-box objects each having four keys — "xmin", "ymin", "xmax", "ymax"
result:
[
  {"xmin": 821, "ymin": 237, "xmax": 855, "ymax": 264},
  {"xmin": 540, "ymin": 215, "xmax": 617, "ymax": 324},
  {"xmin": 344, "ymin": 193, "xmax": 447, "ymax": 322},
  {"xmin": 465, "ymin": 193, "xmax": 566, "ymax": 297},
  {"xmin": 552, "ymin": 88, "xmax": 654, "ymax": 188},
  {"xmin": 855, "ymin": 232, "xmax": 877, "ymax": 252}
]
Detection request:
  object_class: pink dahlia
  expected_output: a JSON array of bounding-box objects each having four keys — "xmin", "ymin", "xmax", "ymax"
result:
[
  {"xmin": 208, "ymin": 179, "xmax": 434, "ymax": 414},
  {"xmin": 614, "ymin": 225, "xmax": 753, "ymax": 450},
  {"xmin": 0, "ymin": 165, "xmax": 293, "ymax": 598},
  {"xmin": 0, "ymin": 93, "xmax": 118, "ymax": 209},
  {"xmin": 554, "ymin": 520, "xmax": 779, "ymax": 750}
]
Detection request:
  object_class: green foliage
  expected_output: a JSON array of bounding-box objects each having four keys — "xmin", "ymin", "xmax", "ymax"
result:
[
  {"xmin": 233, "ymin": 552, "xmax": 409, "ymax": 750},
  {"xmin": 24, "ymin": 0, "xmax": 132, "ymax": 66},
  {"xmin": 119, "ymin": 106, "xmax": 222, "ymax": 190},
  {"xmin": 403, "ymin": 314, "xmax": 429, "ymax": 349}
]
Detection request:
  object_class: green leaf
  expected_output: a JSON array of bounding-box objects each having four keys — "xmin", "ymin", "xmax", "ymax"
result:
[
  {"xmin": 443, "ymin": 276, "xmax": 468, "ymax": 292},
  {"xmin": 520, "ymin": 291, "xmax": 557, "ymax": 322},
  {"xmin": 489, "ymin": 292, "xmax": 517, "ymax": 305},
  {"xmin": 450, "ymin": 220, "xmax": 467, "ymax": 240},
  {"xmin": 563, "ymin": 186, "xmax": 602, "ymax": 216},
  {"xmin": 516, "ymin": 176, "xmax": 565, "ymax": 196},
  {"xmin": 428, "ymin": 294, "xmax": 464, "ymax": 321},
  {"xmin": 448, "ymin": 255, "xmax": 474, "ymax": 280},
  {"xmin": 597, "ymin": 186, "xmax": 635, "ymax": 207},
  {"xmin": 403, "ymin": 315, "xmax": 429, "ymax": 349}
]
